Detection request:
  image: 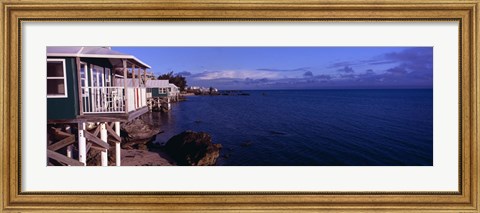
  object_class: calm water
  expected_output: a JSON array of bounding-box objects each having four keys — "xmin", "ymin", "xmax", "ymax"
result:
[{"xmin": 151, "ymin": 89, "xmax": 433, "ymax": 166}]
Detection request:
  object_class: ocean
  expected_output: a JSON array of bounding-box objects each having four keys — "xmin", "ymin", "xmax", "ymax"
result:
[{"xmin": 152, "ymin": 89, "xmax": 433, "ymax": 166}]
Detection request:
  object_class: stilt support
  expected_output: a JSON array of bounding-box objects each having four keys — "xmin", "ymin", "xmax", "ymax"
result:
[
  {"xmin": 100, "ymin": 123, "xmax": 108, "ymax": 166},
  {"xmin": 65, "ymin": 125, "xmax": 73, "ymax": 160},
  {"xmin": 115, "ymin": 122, "xmax": 121, "ymax": 166},
  {"xmin": 78, "ymin": 122, "xmax": 87, "ymax": 165},
  {"xmin": 67, "ymin": 145, "xmax": 73, "ymax": 158}
]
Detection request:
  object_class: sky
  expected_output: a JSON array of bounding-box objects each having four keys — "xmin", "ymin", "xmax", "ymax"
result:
[{"xmin": 112, "ymin": 47, "xmax": 433, "ymax": 90}]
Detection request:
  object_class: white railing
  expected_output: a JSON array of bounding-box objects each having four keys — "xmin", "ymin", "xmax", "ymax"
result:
[{"xmin": 82, "ymin": 86, "xmax": 147, "ymax": 114}]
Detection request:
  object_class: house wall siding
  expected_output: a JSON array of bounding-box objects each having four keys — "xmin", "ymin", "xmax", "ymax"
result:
[
  {"xmin": 152, "ymin": 88, "xmax": 167, "ymax": 97},
  {"xmin": 47, "ymin": 57, "xmax": 79, "ymax": 120}
]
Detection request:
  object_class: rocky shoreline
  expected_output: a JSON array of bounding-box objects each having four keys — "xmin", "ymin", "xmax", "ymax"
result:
[{"xmin": 87, "ymin": 113, "xmax": 222, "ymax": 166}]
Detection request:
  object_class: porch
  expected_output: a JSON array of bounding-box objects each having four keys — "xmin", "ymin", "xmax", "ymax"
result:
[{"xmin": 81, "ymin": 86, "xmax": 147, "ymax": 114}]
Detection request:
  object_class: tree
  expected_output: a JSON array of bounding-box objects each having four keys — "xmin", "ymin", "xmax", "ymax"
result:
[{"xmin": 157, "ymin": 71, "xmax": 187, "ymax": 91}]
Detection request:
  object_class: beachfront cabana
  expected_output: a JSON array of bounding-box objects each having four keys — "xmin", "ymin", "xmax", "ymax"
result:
[
  {"xmin": 145, "ymin": 79, "xmax": 170, "ymax": 98},
  {"xmin": 46, "ymin": 46, "xmax": 151, "ymax": 167},
  {"xmin": 168, "ymin": 83, "xmax": 180, "ymax": 100}
]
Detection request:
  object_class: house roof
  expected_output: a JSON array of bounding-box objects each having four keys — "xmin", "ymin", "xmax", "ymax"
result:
[
  {"xmin": 47, "ymin": 46, "xmax": 151, "ymax": 69},
  {"xmin": 145, "ymin": 80, "xmax": 170, "ymax": 88}
]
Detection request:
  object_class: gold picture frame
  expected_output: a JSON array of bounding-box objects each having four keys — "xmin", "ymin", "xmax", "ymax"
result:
[{"xmin": 1, "ymin": 0, "xmax": 478, "ymax": 212}]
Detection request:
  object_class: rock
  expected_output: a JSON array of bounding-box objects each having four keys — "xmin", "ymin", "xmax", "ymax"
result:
[
  {"xmin": 122, "ymin": 118, "xmax": 161, "ymax": 141},
  {"xmin": 121, "ymin": 149, "xmax": 176, "ymax": 166},
  {"xmin": 164, "ymin": 131, "xmax": 222, "ymax": 166},
  {"xmin": 122, "ymin": 138, "xmax": 152, "ymax": 150},
  {"xmin": 86, "ymin": 147, "xmax": 115, "ymax": 166},
  {"xmin": 87, "ymin": 147, "xmax": 176, "ymax": 166},
  {"xmin": 121, "ymin": 117, "xmax": 162, "ymax": 150}
]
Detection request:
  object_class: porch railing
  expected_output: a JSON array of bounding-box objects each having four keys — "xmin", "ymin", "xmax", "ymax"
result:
[{"xmin": 82, "ymin": 86, "xmax": 147, "ymax": 114}]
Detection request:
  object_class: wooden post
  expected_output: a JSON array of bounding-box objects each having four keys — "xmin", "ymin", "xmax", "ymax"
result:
[
  {"xmin": 100, "ymin": 123, "xmax": 108, "ymax": 166},
  {"xmin": 167, "ymin": 97, "xmax": 171, "ymax": 110},
  {"xmin": 75, "ymin": 57, "xmax": 84, "ymax": 115},
  {"xmin": 143, "ymin": 68, "xmax": 147, "ymax": 84},
  {"xmin": 115, "ymin": 122, "xmax": 121, "ymax": 166},
  {"xmin": 138, "ymin": 67, "xmax": 144, "ymax": 86},
  {"xmin": 132, "ymin": 64, "xmax": 136, "ymax": 87},
  {"xmin": 65, "ymin": 125, "xmax": 73, "ymax": 159},
  {"xmin": 142, "ymin": 68, "xmax": 147, "ymax": 87},
  {"xmin": 78, "ymin": 122, "xmax": 87, "ymax": 165},
  {"xmin": 123, "ymin": 60, "xmax": 129, "ymax": 113},
  {"xmin": 66, "ymin": 145, "xmax": 73, "ymax": 158}
]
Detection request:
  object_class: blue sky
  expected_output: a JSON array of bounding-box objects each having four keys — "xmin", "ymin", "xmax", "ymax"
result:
[{"xmin": 113, "ymin": 47, "xmax": 433, "ymax": 90}]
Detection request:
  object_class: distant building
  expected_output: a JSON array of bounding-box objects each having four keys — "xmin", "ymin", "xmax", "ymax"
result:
[
  {"xmin": 145, "ymin": 79, "xmax": 170, "ymax": 98},
  {"xmin": 188, "ymin": 86, "xmax": 200, "ymax": 90},
  {"xmin": 187, "ymin": 85, "xmax": 219, "ymax": 95},
  {"xmin": 168, "ymin": 83, "xmax": 180, "ymax": 99}
]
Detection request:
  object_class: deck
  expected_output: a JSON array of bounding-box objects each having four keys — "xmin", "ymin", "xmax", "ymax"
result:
[{"xmin": 48, "ymin": 106, "xmax": 149, "ymax": 123}]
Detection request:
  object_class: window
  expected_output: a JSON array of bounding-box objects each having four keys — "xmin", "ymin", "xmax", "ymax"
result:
[
  {"xmin": 105, "ymin": 68, "xmax": 111, "ymax": 87},
  {"xmin": 80, "ymin": 62, "xmax": 89, "ymax": 97},
  {"xmin": 47, "ymin": 59, "xmax": 68, "ymax": 98},
  {"xmin": 91, "ymin": 65, "xmax": 105, "ymax": 87}
]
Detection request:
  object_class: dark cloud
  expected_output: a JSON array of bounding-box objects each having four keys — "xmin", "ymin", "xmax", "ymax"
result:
[
  {"xmin": 303, "ymin": 71, "xmax": 313, "ymax": 77},
  {"xmin": 257, "ymin": 67, "xmax": 310, "ymax": 72},
  {"xmin": 177, "ymin": 71, "xmax": 192, "ymax": 76},
  {"xmin": 315, "ymin": 74, "xmax": 332, "ymax": 80},
  {"xmin": 311, "ymin": 48, "xmax": 433, "ymax": 88},
  {"xmin": 386, "ymin": 66, "xmax": 408, "ymax": 76},
  {"xmin": 336, "ymin": 66, "xmax": 355, "ymax": 73},
  {"xmin": 384, "ymin": 47, "xmax": 432, "ymax": 62},
  {"xmin": 382, "ymin": 47, "xmax": 433, "ymax": 78},
  {"xmin": 345, "ymin": 47, "xmax": 432, "ymax": 87}
]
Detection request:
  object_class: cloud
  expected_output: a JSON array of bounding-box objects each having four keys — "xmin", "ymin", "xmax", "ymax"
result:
[
  {"xmin": 177, "ymin": 71, "xmax": 191, "ymax": 76},
  {"xmin": 365, "ymin": 69, "xmax": 375, "ymax": 75},
  {"xmin": 368, "ymin": 60, "xmax": 396, "ymax": 65},
  {"xmin": 340, "ymin": 74, "xmax": 355, "ymax": 79},
  {"xmin": 188, "ymin": 47, "xmax": 432, "ymax": 89},
  {"xmin": 303, "ymin": 71, "xmax": 313, "ymax": 77},
  {"xmin": 336, "ymin": 66, "xmax": 355, "ymax": 73},
  {"xmin": 304, "ymin": 48, "xmax": 432, "ymax": 88},
  {"xmin": 327, "ymin": 61, "xmax": 358, "ymax": 68},
  {"xmin": 191, "ymin": 70, "xmax": 281, "ymax": 80},
  {"xmin": 386, "ymin": 66, "xmax": 408, "ymax": 75},
  {"xmin": 256, "ymin": 67, "xmax": 311, "ymax": 72},
  {"xmin": 384, "ymin": 47, "xmax": 432, "ymax": 62},
  {"xmin": 315, "ymin": 74, "xmax": 332, "ymax": 80},
  {"xmin": 382, "ymin": 47, "xmax": 433, "ymax": 78},
  {"xmin": 245, "ymin": 78, "xmax": 269, "ymax": 84}
]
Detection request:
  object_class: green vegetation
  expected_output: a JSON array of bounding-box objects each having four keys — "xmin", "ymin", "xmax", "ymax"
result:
[{"xmin": 157, "ymin": 71, "xmax": 187, "ymax": 91}]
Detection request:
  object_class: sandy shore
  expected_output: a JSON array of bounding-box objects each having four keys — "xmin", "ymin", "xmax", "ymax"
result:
[{"xmin": 121, "ymin": 149, "xmax": 176, "ymax": 166}]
